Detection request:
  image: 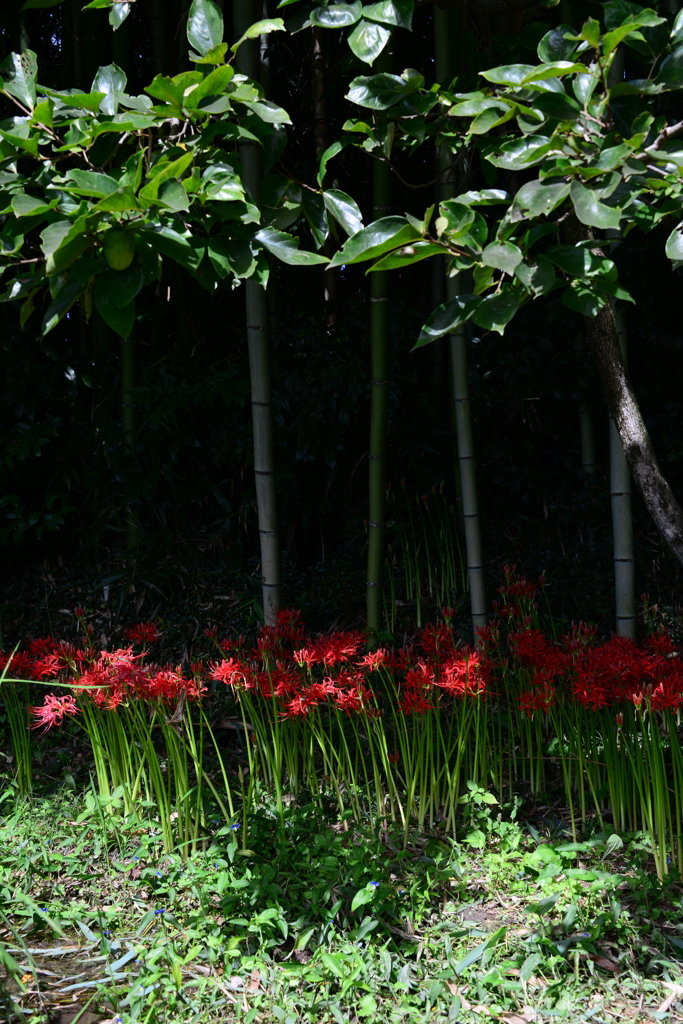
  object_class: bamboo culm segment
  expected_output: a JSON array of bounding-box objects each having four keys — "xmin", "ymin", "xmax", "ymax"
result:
[
  {"xmin": 610, "ymin": 308, "xmax": 636, "ymax": 639},
  {"xmin": 235, "ymin": 0, "xmax": 281, "ymax": 624},
  {"xmin": 367, "ymin": 156, "xmax": 391, "ymax": 635},
  {"xmin": 448, "ymin": 277, "xmax": 487, "ymax": 641}
]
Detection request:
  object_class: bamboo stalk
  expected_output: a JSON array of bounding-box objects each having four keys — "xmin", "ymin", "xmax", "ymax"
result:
[{"xmin": 234, "ymin": 0, "xmax": 281, "ymax": 624}]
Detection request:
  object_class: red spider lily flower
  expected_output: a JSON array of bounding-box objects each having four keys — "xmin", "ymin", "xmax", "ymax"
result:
[
  {"xmin": 30, "ymin": 694, "xmax": 80, "ymax": 731},
  {"xmin": 209, "ymin": 658, "xmax": 253, "ymax": 690},
  {"xmin": 32, "ymin": 653, "xmax": 63, "ymax": 680},
  {"xmin": 127, "ymin": 623, "xmax": 159, "ymax": 646},
  {"xmin": 651, "ymin": 676, "xmax": 683, "ymax": 711},
  {"xmin": 518, "ymin": 681, "xmax": 555, "ymax": 717},
  {"xmin": 281, "ymin": 693, "xmax": 320, "ymax": 717},
  {"xmin": 647, "ymin": 632, "xmax": 676, "ymax": 656},
  {"xmin": 293, "ymin": 646, "xmax": 320, "ymax": 670},
  {"xmin": 632, "ymin": 693, "xmax": 643, "ymax": 708},
  {"xmin": 316, "ymin": 631, "xmax": 365, "ymax": 667},
  {"xmin": 615, "ymin": 712, "xmax": 624, "ymax": 727},
  {"xmin": 388, "ymin": 751, "xmax": 400, "ymax": 764},
  {"xmin": 357, "ymin": 648, "xmax": 389, "ymax": 671},
  {"xmin": 418, "ymin": 622, "xmax": 456, "ymax": 660},
  {"xmin": 437, "ymin": 649, "xmax": 489, "ymax": 698},
  {"xmin": 404, "ymin": 660, "xmax": 435, "ymax": 693},
  {"xmin": 398, "ymin": 689, "xmax": 432, "ymax": 715}
]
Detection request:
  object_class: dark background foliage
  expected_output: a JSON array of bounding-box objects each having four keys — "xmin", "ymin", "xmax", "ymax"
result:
[{"xmin": 1, "ymin": 0, "xmax": 681, "ymax": 644}]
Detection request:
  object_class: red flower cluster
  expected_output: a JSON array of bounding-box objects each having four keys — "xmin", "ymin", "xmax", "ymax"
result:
[{"xmin": 30, "ymin": 694, "xmax": 79, "ymax": 731}]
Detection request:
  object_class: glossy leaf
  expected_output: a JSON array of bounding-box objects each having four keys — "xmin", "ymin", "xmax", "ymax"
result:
[
  {"xmin": 328, "ymin": 216, "xmax": 421, "ymax": 267},
  {"xmin": 414, "ymin": 293, "xmax": 482, "ymax": 348},
  {"xmin": 302, "ymin": 191, "xmax": 329, "ymax": 249},
  {"xmin": 109, "ymin": 2, "xmax": 131, "ymax": 29},
  {"xmin": 362, "ymin": 0, "xmax": 412, "ymax": 30},
  {"xmin": 346, "ymin": 73, "xmax": 416, "ymax": 110},
  {"xmin": 11, "ymin": 193, "xmax": 52, "ymax": 217},
  {"xmin": 187, "ymin": 0, "xmax": 224, "ymax": 57},
  {"xmin": 255, "ymin": 226, "xmax": 329, "ymax": 265},
  {"xmin": 310, "ymin": 2, "xmax": 362, "ymax": 28},
  {"xmin": 521, "ymin": 61, "xmax": 585, "ymax": 83},
  {"xmin": 157, "ymin": 179, "xmax": 190, "ymax": 212},
  {"xmin": 570, "ymin": 180, "xmax": 621, "ymax": 230},
  {"xmin": 323, "ymin": 189, "xmax": 363, "ymax": 236},
  {"xmin": 140, "ymin": 226, "xmax": 202, "ymax": 269},
  {"xmin": 348, "ymin": 20, "xmax": 391, "ymax": 65},
  {"xmin": 481, "ymin": 240, "xmax": 523, "ymax": 274},
  {"xmin": 0, "ymin": 51, "xmax": 37, "ymax": 110},
  {"xmin": 480, "ymin": 64, "xmax": 536, "ymax": 86},
  {"xmin": 483, "ymin": 135, "xmax": 552, "ymax": 171},
  {"xmin": 514, "ymin": 257, "xmax": 556, "ymax": 297},
  {"xmin": 41, "ymin": 281, "xmax": 82, "ymax": 337},
  {"xmin": 512, "ymin": 178, "xmax": 569, "ymax": 219},
  {"xmin": 65, "ymin": 169, "xmax": 121, "ymax": 197},
  {"xmin": 369, "ymin": 241, "xmax": 446, "ymax": 272},
  {"xmin": 92, "ymin": 64, "xmax": 127, "ymax": 115},
  {"xmin": 472, "ymin": 290, "xmax": 521, "ymax": 334},
  {"xmin": 561, "ymin": 280, "xmax": 607, "ymax": 317},
  {"xmin": 537, "ymin": 25, "xmax": 579, "ymax": 63},
  {"xmin": 231, "ymin": 19, "xmax": 285, "ymax": 53},
  {"xmin": 665, "ymin": 223, "xmax": 683, "ymax": 262}
]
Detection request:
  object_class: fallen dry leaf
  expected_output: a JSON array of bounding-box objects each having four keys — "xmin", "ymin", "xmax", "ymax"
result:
[
  {"xmin": 657, "ymin": 981, "xmax": 683, "ymax": 1014},
  {"xmin": 249, "ymin": 968, "xmax": 261, "ymax": 992},
  {"xmin": 587, "ymin": 953, "xmax": 620, "ymax": 974},
  {"xmin": 499, "ymin": 1009, "xmax": 537, "ymax": 1024}
]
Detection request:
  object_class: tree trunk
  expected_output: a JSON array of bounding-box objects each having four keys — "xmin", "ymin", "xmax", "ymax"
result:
[
  {"xmin": 234, "ymin": 0, "xmax": 281, "ymax": 624},
  {"xmin": 609, "ymin": 309, "xmax": 636, "ymax": 638},
  {"xmin": 366, "ymin": 155, "xmax": 390, "ymax": 635},
  {"xmin": 564, "ymin": 219, "xmax": 683, "ymax": 569}
]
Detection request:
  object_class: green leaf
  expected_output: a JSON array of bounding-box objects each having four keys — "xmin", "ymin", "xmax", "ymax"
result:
[
  {"xmin": 93, "ymin": 187, "xmax": 141, "ymax": 213},
  {"xmin": 323, "ymin": 189, "xmax": 363, "ymax": 236},
  {"xmin": 328, "ymin": 216, "xmax": 421, "ymax": 267},
  {"xmin": 310, "ymin": 2, "xmax": 362, "ymax": 28},
  {"xmin": 511, "ymin": 178, "xmax": 569, "ymax": 218},
  {"xmin": 414, "ymin": 293, "xmax": 481, "ymax": 348},
  {"xmin": 11, "ymin": 193, "xmax": 52, "ymax": 217},
  {"xmin": 657, "ymin": 46, "xmax": 683, "ymax": 91},
  {"xmin": 41, "ymin": 281, "xmax": 82, "ymax": 336},
  {"xmin": 481, "ymin": 240, "xmax": 523, "ymax": 274},
  {"xmin": 472, "ymin": 290, "xmax": 521, "ymax": 334},
  {"xmin": 346, "ymin": 72, "xmax": 416, "ymax": 110},
  {"xmin": 480, "ymin": 64, "xmax": 536, "ymax": 86},
  {"xmin": 570, "ymin": 180, "xmax": 621, "ymax": 230},
  {"xmin": 188, "ymin": 0, "xmax": 223, "ymax": 56},
  {"xmin": 483, "ymin": 135, "xmax": 552, "ymax": 171},
  {"xmin": 140, "ymin": 225, "xmax": 202, "ymax": 269},
  {"xmin": 350, "ymin": 886, "xmax": 375, "ymax": 912},
  {"xmin": 521, "ymin": 61, "xmax": 586, "ymax": 83},
  {"xmin": 454, "ymin": 926, "xmax": 507, "ymax": 975},
  {"xmin": 231, "ymin": 18, "xmax": 285, "ymax": 52},
  {"xmin": 362, "ymin": 0, "xmax": 413, "ymax": 30},
  {"xmin": 94, "ymin": 276, "xmax": 136, "ymax": 339},
  {"xmin": 575, "ymin": 17, "xmax": 600, "ymax": 49},
  {"xmin": 207, "ymin": 238, "xmax": 255, "ymax": 278},
  {"xmin": 537, "ymin": 25, "xmax": 580, "ymax": 63},
  {"xmin": 369, "ymin": 240, "xmax": 446, "ymax": 271},
  {"xmin": 99, "ymin": 264, "xmax": 144, "ymax": 309},
  {"xmin": 255, "ymin": 226, "xmax": 329, "ymax": 265},
  {"xmin": 0, "ymin": 51, "xmax": 38, "ymax": 110},
  {"xmin": 190, "ymin": 42, "xmax": 229, "ymax": 64},
  {"xmin": 665, "ymin": 222, "xmax": 683, "ymax": 262},
  {"xmin": 317, "ymin": 139, "xmax": 350, "ymax": 186},
  {"xmin": 348, "ymin": 19, "xmax": 391, "ymax": 65},
  {"xmin": 92, "ymin": 64, "xmax": 127, "ymax": 115},
  {"xmin": 157, "ymin": 179, "xmax": 190, "ymax": 212},
  {"xmin": 238, "ymin": 99, "xmax": 291, "ymax": 123},
  {"xmin": 514, "ymin": 257, "xmax": 555, "ymax": 297},
  {"xmin": 604, "ymin": 2, "xmax": 665, "ymax": 30},
  {"xmin": 302, "ymin": 191, "xmax": 329, "ymax": 248},
  {"xmin": 139, "ymin": 152, "xmax": 194, "ymax": 202},
  {"xmin": 457, "ymin": 189, "xmax": 509, "ymax": 206},
  {"xmin": 65, "ymin": 169, "xmax": 121, "ymax": 197},
  {"xmin": 561, "ymin": 280, "xmax": 607, "ymax": 317},
  {"xmin": 109, "ymin": 2, "xmax": 131, "ymax": 29}
]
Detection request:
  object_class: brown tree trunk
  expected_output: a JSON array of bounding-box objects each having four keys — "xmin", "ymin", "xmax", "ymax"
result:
[{"xmin": 564, "ymin": 219, "xmax": 683, "ymax": 566}]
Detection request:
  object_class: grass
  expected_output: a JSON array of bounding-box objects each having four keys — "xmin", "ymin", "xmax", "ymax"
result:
[{"xmin": 2, "ymin": 781, "xmax": 683, "ymax": 1024}]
